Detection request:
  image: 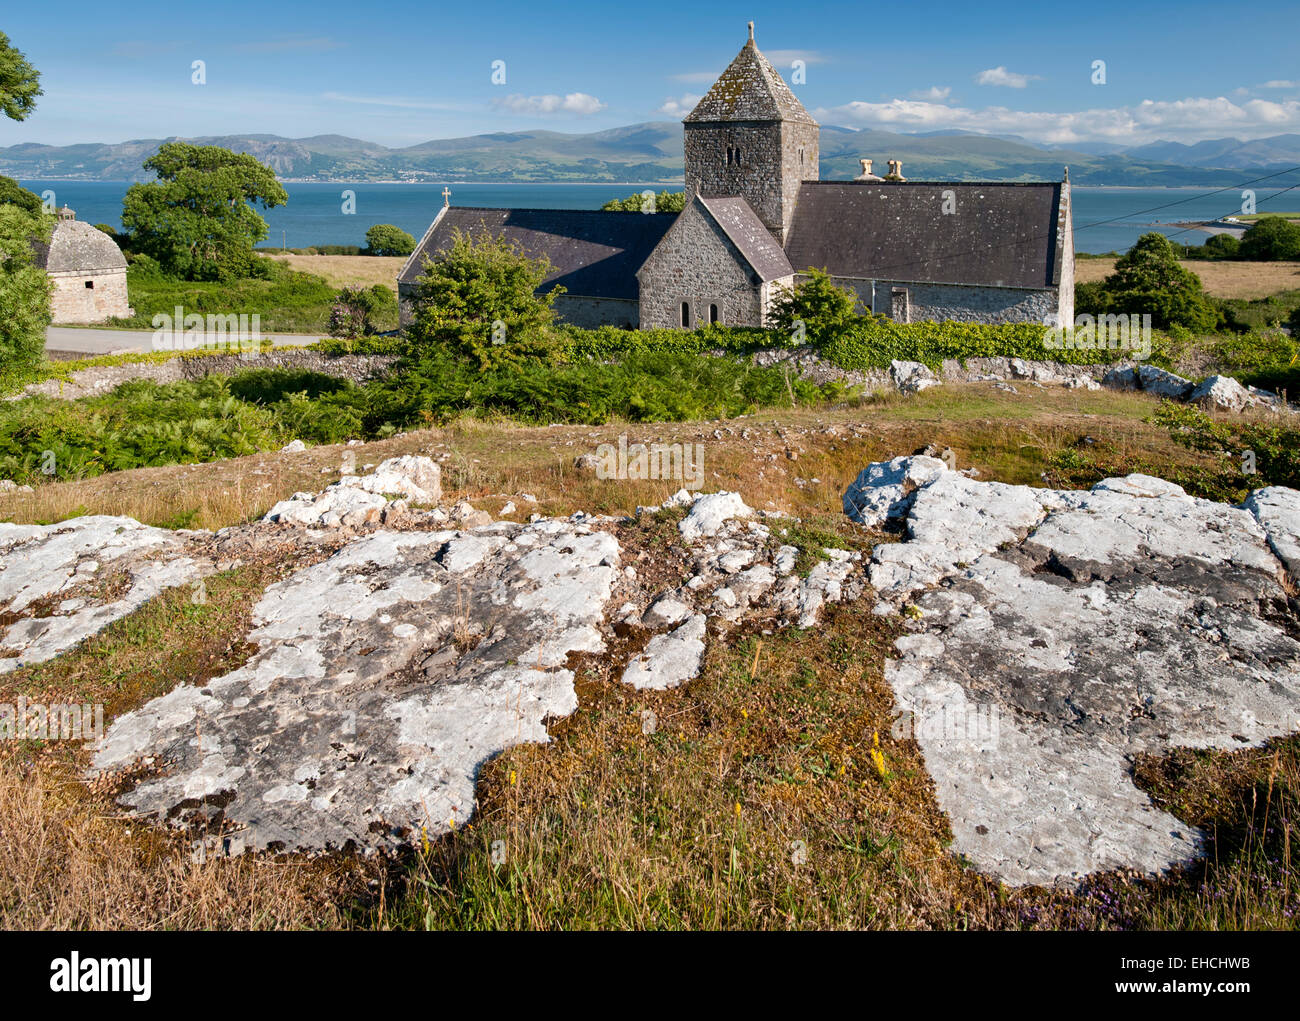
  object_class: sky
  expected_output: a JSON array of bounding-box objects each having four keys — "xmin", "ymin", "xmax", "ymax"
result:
[{"xmin": 2, "ymin": 0, "xmax": 1298, "ymax": 149}]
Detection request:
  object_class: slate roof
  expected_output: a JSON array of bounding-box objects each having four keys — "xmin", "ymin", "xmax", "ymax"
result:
[
  {"xmin": 30, "ymin": 219, "xmax": 128, "ymax": 274},
  {"xmin": 684, "ymin": 36, "xmax": 816, "ymax": 125},
  {"xmin": 784, "ymin": 181, "xmax": 1065, "ymax": 290},
  {"xmin": 698, "ymin": 196, "xmax": 793, "ymax": 280},
  {"xmin": 398, "ymin": 207, "xmax": 676, "ymax": 300}
]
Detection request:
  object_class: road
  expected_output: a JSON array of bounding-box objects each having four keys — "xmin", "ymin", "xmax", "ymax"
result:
[{"xmin": 44, "ymin": 326, "xmax": 326, "ymax": 359}]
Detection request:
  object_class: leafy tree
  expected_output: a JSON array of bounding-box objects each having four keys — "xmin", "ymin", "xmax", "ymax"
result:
[
  {"xmin": 121, "ymin": 143, "xmax": 288, "ymax": 281},
  {"xmin": 1239, "ymin": 216, "xmax": 1300, "ymax": 262},
  {"xmin": 364, "ymin": 223, "xmax": 416, "ymax": 257},
  {"xmin": 405, "ymin": 228, "xmax": 563, "ymax": 367},
  {"xmin": 1201, "ymin": 232, "xmax": 1240, "ymax": 259},
  {"xmin": 1094, "ymin": 232, "xmax": 1219, "ymax": 332},
  {"xmin": 601, "ymin": 190, "xmax": 686, "ymax": 213},
  {"xmin": 0, "ymin": 32, "xmax": 41, "ymax": 122},
  {"xmin": 0, "ymin": 203, "xmax": 53, "ymax": 374},
  {"xmin": 766, "ymin": 267, "xmax": 862, "ymax": 343},
  {"xmin": 0, "ymin": 174, "xmax": 42, "ymax": 215}
]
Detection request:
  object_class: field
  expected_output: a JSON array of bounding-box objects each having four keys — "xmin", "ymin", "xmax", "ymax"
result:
[
  {"xmin": 2, "ymin": 383, "xmax": 1298, "ymax": 930},
  {"xmin": 1075, "ymin": 258, "xmax": 1300, "ymax": 300},
  {"xmin": 266, "ymin": 254, "xmax": 406, "ymax": 292}
]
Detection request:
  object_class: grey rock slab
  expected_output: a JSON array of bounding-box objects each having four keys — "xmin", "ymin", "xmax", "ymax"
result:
[
  {"xmin": 621, "ymin": 614, "xmax": 708, "ymax": 691},
  {"xmin": 0, "ymin": 516, "xmax": 213, "ymax": 674},
  {"xmin": 679, "ymin": 491, "xmax": 753, "ymax": 542},
  {"xmin": 1189, "ymin": 374, "xmax": 1255, "ymax": 413},
  {"xmin": 872, "ymin": 466, "xmax": 1300, "ymax": 886},
  {"xmin": 93, "ymin": 519, "xmax": 621, "ymax": 853},
  {"xmin": 1243, "ymin": 486, "xmax": 1300, "ymax": 585},
  {"xmin": 843, "ymin": 455, "xmax": 947, "ymax": 527}
]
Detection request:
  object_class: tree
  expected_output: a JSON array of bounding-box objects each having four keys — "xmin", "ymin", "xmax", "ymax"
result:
[
  {"xmin": 1201, "ymin": 232, "xmax": 1240, "ymax": 259},
  {"xmin": 121, "ymin": 143, "xmax": 288, "ymax": 281},
  {"xmin": 0, "ymin": 204, "xmax": 53, "ymax": 373},
  {"xmin": 0, "ymin": 174, "xmax": 42, "ymax": 215},
  {"xmin": 0, "ymin": 32, "xmax": 41, "ymax": 122},
  {"xmin": 405, "ymin": 228, "xmax": 563, "ymax": 367},
  {"xmin": 601, "ymin": 190, "xmax": 686, "ymax": 213},
  {"xmin": 364, "ymin": 223, "xmax": 416, "ymax": 257},
  {"xmin": 766, "ymin": 267, "xmax": 861, "ymax": 343},
  {"xmin": 1239, "ymin": 216, "xmax": 1300, "ymax": 262},
  {"xmin": 1095, "ymin": 232, "xmax": 1219, "ymax": 332}
]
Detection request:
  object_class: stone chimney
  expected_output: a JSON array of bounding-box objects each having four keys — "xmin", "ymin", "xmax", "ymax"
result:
[
  {"xmin": 884, "ymin": 160, "xmax": 906, "ymax": 182},
  {"xmin": 855, "ymin": 158, "xmax": 882, "ymax": 182}
]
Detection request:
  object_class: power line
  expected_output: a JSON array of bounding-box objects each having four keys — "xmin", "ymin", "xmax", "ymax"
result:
[{"xmin": 835, "ymin": 166, "xmax": 1300, "ymax": 281}]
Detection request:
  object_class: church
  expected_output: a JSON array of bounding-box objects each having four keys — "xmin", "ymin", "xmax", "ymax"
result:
[{"xmin": 398, "ymin": 25, "xmax": 1074, "ymax": 331}]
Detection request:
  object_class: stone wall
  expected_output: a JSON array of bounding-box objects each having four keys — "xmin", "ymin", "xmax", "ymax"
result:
[
  {"xmin": 821, "ymin": 274, "xmax": 1058, "ymax": 325},
  {"xmin": 684, "ymin": 119, "xmax": 817, "ymax": 243},
  {"xmin": 637, "ymin": 200, "xmax": 764, "ymax": 329},
  {"xmin": 49, "ymin": 269, "xmax": 130, "ymax": 324},
  {"xmin": 553, "ymin": 294, "xmax": 639, "ymax": 329}
]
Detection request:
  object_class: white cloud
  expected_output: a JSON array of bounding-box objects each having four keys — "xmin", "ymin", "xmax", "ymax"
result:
[
  {"xmin": 973, "ymin": 66, "xmax": 1041, "ymax": 89},
  {"xmin": 813, "ymin": 94, "xmax": 1300, "ymax": 145},
  {"xmin": 656, "ymin": 93, "xmax": 701, "ymax": 117},
  {"xmin": 908, "ymin": 86, "xmax": 952, "ymax": 102},
  {"xmin": 1260, "ymin": 80, "xmax": 1297, "ymax": 89},
  {"xmin": 491, "ymin": 92, "xmax": 606, "ymax": 116}
]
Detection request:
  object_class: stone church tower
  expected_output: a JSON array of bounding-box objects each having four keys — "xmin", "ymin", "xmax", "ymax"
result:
[{"xmin": 683, "ymin": 23, "xmax": 819, "ymax": 245}]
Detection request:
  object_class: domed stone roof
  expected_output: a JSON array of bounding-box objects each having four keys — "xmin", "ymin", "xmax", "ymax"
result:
[{"xmin": 31, "ymin": 218, "xmax": 127, "ymax": 274}]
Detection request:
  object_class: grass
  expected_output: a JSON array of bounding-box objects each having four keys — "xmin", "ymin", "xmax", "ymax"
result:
[
  {"xmin": 1, "ymin": 380, "xmax": 1297, "ymax": 930},
  {"xmin": 1075, "ymin": 258, "xmax": 1300, "ymax": 300},
  {"xmin": 103, "ymin": 259, "xmax": 397, "ymax": 335},
  {"xmin": 265, "ymin": 254, "xmax": 404, "ymax": 292}
]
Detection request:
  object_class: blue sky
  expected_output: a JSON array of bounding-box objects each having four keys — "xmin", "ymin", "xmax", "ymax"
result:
[{"xmin": 2, "ymin": 0, "xmax": 1298, "ymax": 148}]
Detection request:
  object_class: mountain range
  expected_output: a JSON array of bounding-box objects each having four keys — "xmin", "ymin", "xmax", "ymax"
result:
[{"xmin": 3, "ymin": 124, "xmax": 1299, "ymax": 186}]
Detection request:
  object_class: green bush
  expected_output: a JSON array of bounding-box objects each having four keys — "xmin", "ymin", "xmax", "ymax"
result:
[
  {"xmin": 1239, "ymin": 216, "xmax": 1300, "ymax": 262},
  {"xmin": 364, "ymin": 224, "xmax": 416, "ymax": 257},
  {"xmin": 1087, "ymin": 233, "xmax": 1220, "ymax": 332},
  {"xmin": 600, "ymin": 191, "xmax": 685, "ymax": 213},
  {"xmin": 767, "ymin": 268, "xmax": 863, "ymax": 343},
  {"xmin": 0, "ymin": 203, "xmax": 52, "ymax": 380}
]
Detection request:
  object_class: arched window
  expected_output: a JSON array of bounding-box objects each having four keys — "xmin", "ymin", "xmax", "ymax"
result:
[
  {"xmin": 735, "ymin": 149, "xmax": 742, "ymax": 166},
  {"xmin": 709, "ymin": 303, "xmax": 719, "ymax": 324},
  {"xmin": 680, "ymin": 302, "xmax": 690, "ymax": 328}
]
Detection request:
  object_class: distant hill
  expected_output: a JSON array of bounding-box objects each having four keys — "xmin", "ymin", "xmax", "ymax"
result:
[{"xmin": 2, "ymin": 123, "xmax": 1298, "ymax": 186}]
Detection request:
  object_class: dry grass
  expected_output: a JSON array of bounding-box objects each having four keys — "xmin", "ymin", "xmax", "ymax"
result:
[
  {"xmin": 265, "ymin": 254, "xmax": 404, "ymax": 292},
  {"xmin": 1075, "ymin": 258, "xmax": 1300, "ymax": 300},
  {"xmin": 0, "ymin": 383, "xmax": 1206, "ymax": 533},
  {"xmin": 2, "ymin": 382, "xmax": 1296, "ymax": 929}
]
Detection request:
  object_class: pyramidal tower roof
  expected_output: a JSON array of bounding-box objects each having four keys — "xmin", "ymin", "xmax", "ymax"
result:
[{"xmin": 683, "ymin": 23, "xmax": 817, "ymax": 125}]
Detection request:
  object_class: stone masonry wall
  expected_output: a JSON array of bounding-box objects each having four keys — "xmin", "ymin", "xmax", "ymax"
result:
[
  {"xmin": 553, "ymin": 295, "xmax": 639, "ymax": 329},
  {"xmin": 822, "ymin": 274, "xmax": 1058, "ymax": 325},
  {"xmin": 49, "ymin": 269, "xmax": 130, "ymax": 324},
  {"xmin": 685, "ymin": 119, "xmax": 817, "ymax": 243},
  {"xmin": 637, "ymin": 201, "xmax": 763, "ymax": 329}
]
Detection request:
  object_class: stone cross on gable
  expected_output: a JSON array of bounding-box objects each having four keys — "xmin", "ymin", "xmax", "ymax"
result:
[{"xmin": 442, "ymin": 187, "xmax": 451, "ymax": 206}]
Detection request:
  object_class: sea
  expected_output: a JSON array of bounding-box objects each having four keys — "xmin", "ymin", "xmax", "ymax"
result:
[{"xmin": 18, "ymin": 180, "xmax": 1299, "ymax": 256}]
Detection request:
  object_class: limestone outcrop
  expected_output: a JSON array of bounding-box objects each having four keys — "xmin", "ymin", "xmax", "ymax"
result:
[{"xmin": 852, "ymin": 457, "xmax": 1300, "ymax": 886}]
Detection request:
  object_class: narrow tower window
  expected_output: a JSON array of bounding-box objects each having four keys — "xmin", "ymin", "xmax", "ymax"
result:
[
  {"xmin": 709, "ymin": 303, "xmax": 719, "ymax": 324},
  {"xmin": 680, "ymin": 302, "xmax": 690, "ymax": 328}
]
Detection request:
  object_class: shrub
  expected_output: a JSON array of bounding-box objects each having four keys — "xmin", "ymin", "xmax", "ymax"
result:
[
  {"xmin": 364, "ymin": 224, "xmax": 416, "ymax": 257},
  {"xmin": 1089, "ymin": 233, "xmax": 1220, "ymax": 332},
  {"xmin": 0, "ymin": 203, "xmax": 52, "ymax": 378},
  {"xmin": 767, "ymin": 268, "xmax": 863, "ymax": 343},
  {"xmin": 1239, "ymin": 216, "xmax": 1300, "ymax": 262},
  {"xmin": 1202, "ymin": 233, "xmax": 1240, "ymax": 259},
  {"xmin": 404, "ymin": 228, "xmax": 565, "ymax": 368},
  {"xmin": 601, "ymin": 191, "xmax": 685, "ymax": 213},
  {"xmin": 328, "ymin": 284, "xmax": 396, "ymax": 340}
]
